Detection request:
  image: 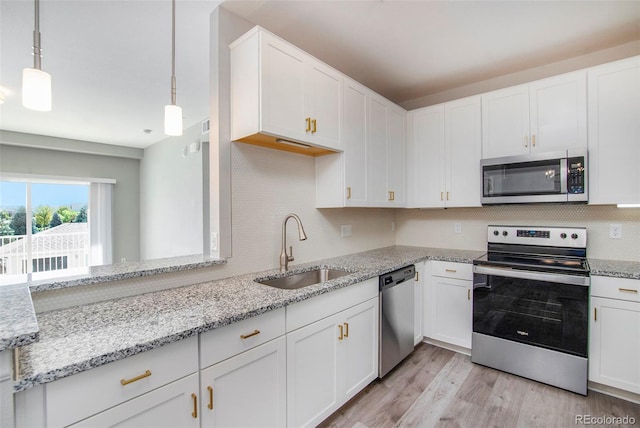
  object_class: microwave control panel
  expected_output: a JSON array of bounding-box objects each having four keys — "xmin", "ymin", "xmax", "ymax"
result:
[{"xmin": 568, "ymin": 157, "xmax": 585, "ymax": 194}]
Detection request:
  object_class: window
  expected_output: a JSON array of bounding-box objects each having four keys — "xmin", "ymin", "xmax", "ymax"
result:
[{"xmin": 0, "ymin": 175, "xmax": 111, "ymax": 285}]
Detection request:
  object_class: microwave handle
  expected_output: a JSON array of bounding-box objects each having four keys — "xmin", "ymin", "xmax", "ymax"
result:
[{"xmin": 560, "ymin": 158, "xmax": 568, "ymax": 194}]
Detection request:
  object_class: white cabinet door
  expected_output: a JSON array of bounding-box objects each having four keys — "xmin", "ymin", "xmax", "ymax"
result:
[
  {"xmin": 387, "ymin": 104, "xmax": 407, "ymax": 206},
  {"xmin": 260, "ymin": 31, "xmax": 307, "ymax": 144},
  {"xmin": 69, "ymin": 374, "xmax": 199, "ymax": 428},
  {"xmin": 482, "ymin": 85, "xmax": 530, "ymax": 158},
  {"xmin": 343, "ymin": 78, "xmax": 369, "ymax": 206},
  {"xmin": 529, "ymin": 71, "xmax": 587, "ymax": 153},
  {"xmin": 306, "ymin": 59, "xmax": 342, "ymax": 150},
  {"xmin": 408, "ymin": 105, "xmax": 445, "ymax": 208},
  {"xmin": 588, "ymin": 56, "xmax": 640, "ymax": 205},
  {"xmin": 200, "ymin": 337, "xmax": 286, "ymax": 428},
  {"xmin": 589, "ymin": 297, "xmax": 640, "ymax": 394},
  {"xmin": 414, "ymin": 262, "xmax": 425, "ymax": 345},
  {"xmin": 430, "ymin": 276, "xmax": 472, "ymax": 349},
  {"xmin": 340, "ymin": 298, "xmax": 379, "ymax": 401},
  {"xmin": 287, "ymin": 314, "xmax": 340, "ymax": 428},
  {"xmin": 368, "ymin": 95, "xmax": 389, "ymax": 207},
  {"xmin": 445, "ymin": 96, "xmax": 482, "ymax": 207}
]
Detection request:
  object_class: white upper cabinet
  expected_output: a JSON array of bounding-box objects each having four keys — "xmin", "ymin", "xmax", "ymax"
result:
[
  {"xmin": 482, "ymin": 71, "xmax": 587, "ymax": 158},
  {"xmin": 407, "ymin": 96, "xmax": 481, "ymax": 208},
  {"xmin": 587, "ymin": 56, "xmax": 640, "ymax": 205},
  {"xmin": 342, "ymin": 78, "xmax": 369, "ymax": 207},
  {"xmin": 231, "ymin": 26, "xmax": 342, "ymax": 153},
  {"xmin": 368, "ymin": 94, "xmax": 407, "ymax": 207}
]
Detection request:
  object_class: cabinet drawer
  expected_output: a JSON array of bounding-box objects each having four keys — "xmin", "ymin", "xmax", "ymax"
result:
[
  {"xmin": 200, "ymin": 308, "xmax": 285, "ymax": 369},
  {"xmin": 46, "ymin": 336, "xmax": 198, "ymax": 428},
  {"xmin": 286, "ymin": 278, "xmax": 378, "ymax": 332},
  {"xmin": 431, "ymin": 261, "xmax": 473, "ymax": 280},
  {"xmin": 591, "ymin": 276, "xmax": 640, "ymax": 302}
]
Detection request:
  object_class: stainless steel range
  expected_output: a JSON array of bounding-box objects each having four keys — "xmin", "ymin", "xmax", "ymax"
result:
[{"xmin": 472, "ymin": 225, "xmax": 590, "ymax": 395}]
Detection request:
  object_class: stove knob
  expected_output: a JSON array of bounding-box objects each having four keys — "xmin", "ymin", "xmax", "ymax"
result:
[
  {"xmin": 560, "ymin": 233, "xmax": 567, "ymax": 239},
  {"xmin": 502, "ymin": 231, "xmax": 508, "ymax": 237},
  {"xmin": 571, "ymin": 233, "xmax": 579, "ymax": 240},
  {"xmin": 493, "ymin": 230, "xmax": 499, "ymax": 236}
]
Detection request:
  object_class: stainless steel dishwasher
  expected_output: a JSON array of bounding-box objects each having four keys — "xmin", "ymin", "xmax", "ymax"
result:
[{"xmin": 379, "ymin": 264, "xmax": 415, "ymax": 377}]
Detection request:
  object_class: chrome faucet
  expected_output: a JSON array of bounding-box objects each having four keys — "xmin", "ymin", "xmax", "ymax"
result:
[{"xmin": 280, "ymin": 213, "xmax": 308, "ymax": 272}]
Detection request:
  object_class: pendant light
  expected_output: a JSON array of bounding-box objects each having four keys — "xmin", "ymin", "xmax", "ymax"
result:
[
  {"xmin": 164, "ymin": 0, "xmax": 182, "ymax": 136},
  {"xmin": 22, "ymin": 0, "xmax": 51, "ymax": 111}
]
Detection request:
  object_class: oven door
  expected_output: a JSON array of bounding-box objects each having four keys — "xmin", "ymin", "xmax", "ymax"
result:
[
  {"xmin": 481, "ymin": 151, "xmax": 568, "ymax": 204},
  {"xmin": 473, "ymin": 265, "xmax": 589, "ymax": 358}
]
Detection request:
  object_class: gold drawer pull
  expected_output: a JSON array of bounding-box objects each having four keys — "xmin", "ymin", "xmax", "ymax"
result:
[
  {"xmin": 594, "ymin": 307, "xmax": 597, "ymax": 321},
  {"xmin": 346, "ymin": 186, "xmax": 352, "ymax": 199},
  {"xmin": 120, "ymin": 370, "xmax": 152, "ymax": 386},
  {"xmin": 619, "ymin": 288, "xmax": 638, "ymax": 294},
  {"xmin": 440, "ymin": 191, "xmax": 444, "ymax": 201},
  {"xmin": 344, "ymin": 322, "xmax": 349, "ymax": 338},
  {"xmin": 305, "ymin": 117, "xmax": 311, "ymax": 132},
  {"xmin": 191, "ymin": 393, "xmax": 198, "ymax": 418},
  {"xmin": 312, "ymin": 119, "xmax": 317, "ymax": 133},
  {"xmin": 415, "ymin": 272, "xmax": 419, "ymax": 281},
  {"xmin": 207, "ymin": 386, "xmax": 213, "ymax": 410},
  {"xmin": 532, "ymin": 134, "xmax": 536, "ymax": 147},
  {"xmin": 338, "ymin": 324, "xmax": 344, "ymax": 340},
  {"xmin": 240, "ymin": 330, "xmax": 261, "ymax": 340},
  {"xmin": 446, "ymin": 191, "xmax": 450, "ymax": 201},
  {"xmin": 468, "ymin": 289, "xmax": 471, "ymax": 300},
  {"xmin": 445, "ymin": 269, "xmax": 457, "ymax": 273},
  {"xmin": 388, "ymin": 191, "xmax": 395, "ymax": 201}
]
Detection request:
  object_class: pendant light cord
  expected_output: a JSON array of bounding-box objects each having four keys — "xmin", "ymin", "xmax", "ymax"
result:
[
  {"xmin": 170, "ymin": 0, "xmax": 177, "ymax": 106},
  {"xmin": 33, "ymin": 0, "xmax": 42, "ymax": 70}
]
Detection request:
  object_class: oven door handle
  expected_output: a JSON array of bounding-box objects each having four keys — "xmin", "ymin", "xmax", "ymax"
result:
[{"xmin": 473, "ymin": 265, "xmax": 590, "ymax": 286}]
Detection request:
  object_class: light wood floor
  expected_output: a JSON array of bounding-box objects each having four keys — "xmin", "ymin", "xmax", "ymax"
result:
[{"xmin": 320, "ymin": 343, "xmax": 640, "ymax": 428}]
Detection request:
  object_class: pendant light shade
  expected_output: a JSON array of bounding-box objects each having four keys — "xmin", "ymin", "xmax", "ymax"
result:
[
  {"xmin": 22, "ymin": 0, "xmax": 51, "ymax": 112},
  {"xmin": 164, "ymin": 104, "xmax": 183, "ymax": 136},
  {"xmin": 22, "ymin": 67, "xmax": 51, "ymax": 111},
  {"xmin": 164, "ymin": 0, "xmax": 182, "ymax": 136}
]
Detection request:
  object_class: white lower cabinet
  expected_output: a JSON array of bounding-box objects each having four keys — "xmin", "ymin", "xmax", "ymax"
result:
[
  {"xmin": 200, "ymin": 336, "xmax": 286, "ymax": 428},
  {"xmin": 589, "ymin": 276, "xmax": 640, "ymax": 394},
  {"xmin": 68, "ymin": 374, "xmax": 200, "ymax": 428},
  {"xmin": 424, "ymin": 261, "xmax": 473, "ymax": 350},
  {"xmin": 286, "ymin": 297, "xmax": 379, "ymax": 428}
]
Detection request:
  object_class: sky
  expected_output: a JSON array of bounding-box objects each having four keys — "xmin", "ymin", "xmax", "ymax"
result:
[{"xmin": 0, "ymin": 181, "xmax": 89, "ymax": 210}]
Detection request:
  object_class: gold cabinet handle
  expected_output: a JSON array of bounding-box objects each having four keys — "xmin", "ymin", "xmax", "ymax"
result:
[
  {"xmin": 311, "ymin": 119, "xmax": 317, "ymax": 133},
  {"xmin": 344, "ymin": 322, "xmax": 349, "ymax": 338},
  {"xmin": 191, "ymin": 393, "xmax": 198, "ymax": 419},
  {"xmin": 445, "ymin": 269, "xmax": 457, "ymax": 273},
  {"xmin": 338, "ymin": 324, "xmax": 344, "ymax": 340},
  {"xmin": 414, "ymin": 272, "xmax": 419, "ymax": 282},
  {"xmin": 468, "ymin": 289, "xmax": 471, "ymax": 300},
  {"xmin": 388, "ymin": 191, "xmax": 395, "ymax": 201},
  {"xmin": 524, "ymin": 135, "xmax": 528, "ymax": 148},
  {"xmin": 305, "ymin": 117, "xmax": 311, "ymax": 132},
  {"xmin": 240, "ymin": 330, "xmax": 261, "ymax": 340},
  {"xmin": 594, "ymin": 307, "xmax": 597, "ymax": 322},
  {"xmin": 619, "ymin": 288, "xmax": 638, "ymax": 293},
  {"xmin": 346, "ymin": 186, "xmax": 352, "ymax": 199},
  {"xmin": 207, "ymin": 386, "xmax": 213, "ymax": 410},
  {"xmin": 120, "ymin": 370, "xmax": 151, "ymax": 386},
  {"xmin": 446, "ymin": 191, "xmax": 450, "ymax": 201},
  {"xmin": 532, "ymin": 134, "xmax": 536, "ymax": 147},
  {"xmin": 440, "ymin": 191, "xmax": 444, "ymax": 201}
]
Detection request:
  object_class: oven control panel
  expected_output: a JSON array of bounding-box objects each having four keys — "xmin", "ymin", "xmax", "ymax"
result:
[{"xmin": 488, "ymin": 225, "xmax": 587, "ymax": 248}]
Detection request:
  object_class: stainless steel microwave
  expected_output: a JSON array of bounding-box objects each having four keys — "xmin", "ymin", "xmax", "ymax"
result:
[{"xmin": 481, "ymin": 149, "xmax": 588, "ymax": 204}]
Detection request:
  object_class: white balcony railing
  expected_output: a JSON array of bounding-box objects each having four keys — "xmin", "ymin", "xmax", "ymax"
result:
[{"xmin": 0, "ymin": 231, "xmax": 90, "ymax": 276}]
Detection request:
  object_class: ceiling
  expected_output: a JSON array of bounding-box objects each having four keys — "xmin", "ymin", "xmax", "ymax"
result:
[{"xmin": 1, "ymin": 1, "xmax": 639, "ymax": 149}]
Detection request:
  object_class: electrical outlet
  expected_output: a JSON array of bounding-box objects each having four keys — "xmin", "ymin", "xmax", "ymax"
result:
[
  {"xmin": 341, "ymin": 224, "xmax": 352, "ymax": 237},
  {"xmin": 454, "ymin": 223, "xmax": 462, "ymax": 234},
  {"xmin": 609, "ymin": 224, "xmax": 622, "ymax": 239}
]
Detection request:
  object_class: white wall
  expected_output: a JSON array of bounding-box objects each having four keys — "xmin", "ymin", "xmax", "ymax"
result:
[
  {"xmin": 0, "ymin": 138, "xmax": 141, "ymax": 263},
  {"xmin": 395, "ymin": 205, "xmax": 640, "ymax": 262},
  {"xmin": 139, "ymin": 123, "xmax": 205, "ymax": 260}
]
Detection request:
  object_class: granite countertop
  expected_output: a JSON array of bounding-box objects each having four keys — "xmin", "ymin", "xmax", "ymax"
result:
[
  {"xmin": 8, "ymin": 245, "xmax": 640, "ymax": 393},
  {"xmin": 0, "ymin": 285, "xmax": 39, "ymax": 350},
  {"xmin": 13, "ymin": 245, "xmax": 481, "ymax": 392},
  {"xmin": 589, "ymin": 258, "xmax": 640, "ymax": 280}
]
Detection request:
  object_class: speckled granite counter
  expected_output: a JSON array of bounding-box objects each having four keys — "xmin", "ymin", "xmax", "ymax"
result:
[
  {"xmin": 28, "ymin": 254, "xmax": 226, "ymax": 293},
  {"xmin": 0, "ymin": 285, "xmax": 39, "ymax": 351},
  {"xmin": 589, "ymin": 258, "xmax": 640, "ymax": 280},
  {"xmin": 14, "ymin": 245, "xmax": 482, "ymax": 392}
]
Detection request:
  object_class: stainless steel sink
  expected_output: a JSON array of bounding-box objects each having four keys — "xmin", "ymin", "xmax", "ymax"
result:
[{"xmin": 256, "ymin": 268, "xmax": 351, "ymax": 290}]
